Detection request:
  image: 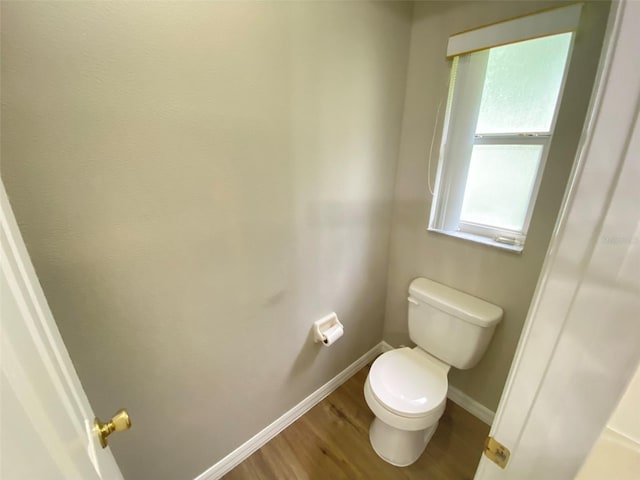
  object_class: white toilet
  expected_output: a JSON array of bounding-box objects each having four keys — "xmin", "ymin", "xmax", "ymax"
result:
[{"xmin": 364, "ymin": 277, "xmax": 503, "ymax": 467}]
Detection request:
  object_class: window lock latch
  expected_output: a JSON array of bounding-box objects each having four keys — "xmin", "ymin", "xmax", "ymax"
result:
[{"xmin": 495, "ymin": 235, "xmax": 522, "ymax": 246}]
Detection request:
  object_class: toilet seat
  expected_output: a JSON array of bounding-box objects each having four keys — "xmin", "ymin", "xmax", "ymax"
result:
[{"xmin": 369, "ymin": 348, "xmax": 448, "ymax": 418}]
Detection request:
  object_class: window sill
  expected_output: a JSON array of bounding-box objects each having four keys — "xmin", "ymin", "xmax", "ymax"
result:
[{"xmin": 427, "ymin": 227, "xmax": 524, "ymax": 253}]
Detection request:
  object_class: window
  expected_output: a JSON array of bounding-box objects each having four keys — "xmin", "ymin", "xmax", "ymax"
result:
[{"xmin": 429, "ymin": 5, "xmax": 580, "ymax": 252}]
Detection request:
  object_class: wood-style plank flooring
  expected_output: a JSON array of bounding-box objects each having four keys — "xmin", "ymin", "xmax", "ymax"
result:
[{"xmin": 223, "ymin": 363, "xmax": 489, "ymax": 479}]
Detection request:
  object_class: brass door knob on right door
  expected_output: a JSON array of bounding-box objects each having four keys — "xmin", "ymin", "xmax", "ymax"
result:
[{"xmin": 95, "ymin": 408, "xmax": 132, "ymax": 448}]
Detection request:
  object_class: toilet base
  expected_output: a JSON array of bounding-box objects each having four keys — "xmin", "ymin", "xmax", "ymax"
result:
[{"xmin": 369, "ymin": 416, "xmax": 438, "ymax": 467}]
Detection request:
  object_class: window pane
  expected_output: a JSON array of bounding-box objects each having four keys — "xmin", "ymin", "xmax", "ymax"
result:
[
  {"xmin": 460, "ymin": 145, "xmax": 543, "ymax": 231},
  {"xmin": 475, "ymin": 33, "xmax": 572, "ymax": 134}
]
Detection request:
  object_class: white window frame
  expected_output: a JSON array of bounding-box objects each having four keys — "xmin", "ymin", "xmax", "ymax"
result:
[{"xmin": 428, "ymin": 32, "xmax": 575, "ymax": 253}]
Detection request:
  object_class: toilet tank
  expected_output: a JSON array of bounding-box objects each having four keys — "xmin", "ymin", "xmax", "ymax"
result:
[{"xmin": 408, "ymin": 278, "xmax": 503, "ymax": 370}]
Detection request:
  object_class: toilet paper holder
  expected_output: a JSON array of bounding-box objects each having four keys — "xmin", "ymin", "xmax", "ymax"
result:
[{"xmin": 313, "ymin": 312, "xmax": 344, "ymax": 345}]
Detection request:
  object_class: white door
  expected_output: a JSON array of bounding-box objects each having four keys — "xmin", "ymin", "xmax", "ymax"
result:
[
  {"xmin": 1, "ymin": 182, "xmax": 126, "ymax": 480},
  {"xmin": 475, "ymin": 0, "xmax": 640, "ymax": 478}
]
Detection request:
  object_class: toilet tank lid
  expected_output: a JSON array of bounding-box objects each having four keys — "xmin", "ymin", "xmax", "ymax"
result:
[{"xmin": 409, "ymin": 278, "xmax": 503, "ymax": 327}]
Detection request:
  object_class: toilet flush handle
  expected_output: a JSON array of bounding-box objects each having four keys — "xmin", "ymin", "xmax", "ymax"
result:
[{"xmin": 407, "ymin": 297, "xmax": 420, "ymax": 306}]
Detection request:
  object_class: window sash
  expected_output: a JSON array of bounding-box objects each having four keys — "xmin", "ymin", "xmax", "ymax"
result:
[
  {"xmin": 465, "ymin": 135, "xmax": 550, "ymax": 234},
  {"xmin": 457, "ymin": 137, "xmax": 549, "ymax": 235}
]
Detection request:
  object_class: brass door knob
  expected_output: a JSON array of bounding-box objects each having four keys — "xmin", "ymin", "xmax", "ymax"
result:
[{"xmin": 95, "ymin": 408, "xmax": 132, "ymax": 448}]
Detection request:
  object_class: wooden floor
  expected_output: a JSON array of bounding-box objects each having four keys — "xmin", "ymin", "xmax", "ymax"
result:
[{"xmin": 223, "ymin": 363, "xmax": 489, "ymax": 480}]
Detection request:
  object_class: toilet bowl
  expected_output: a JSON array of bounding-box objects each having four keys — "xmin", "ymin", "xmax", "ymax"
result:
[
  {"xmin": 365, "ymin": 278, "xmax": 503, "ymax": 466},
  {"xmin": 364, "ymin": 347, "xmax": 449, "ymax": 466}
]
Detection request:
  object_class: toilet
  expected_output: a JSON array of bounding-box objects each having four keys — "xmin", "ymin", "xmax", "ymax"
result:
[{"xmin": 364, "ymin": 277, "xmax": 503, "ymax": 467}]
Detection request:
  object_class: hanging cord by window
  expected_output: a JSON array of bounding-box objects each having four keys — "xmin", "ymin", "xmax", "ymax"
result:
[
  {"xmin": 428, "ymin": 60, "xmax": 458, "ymax": 197},
  {"xmin": 427, "ymin": 98, "xmax": 445, "ymax": 196}
]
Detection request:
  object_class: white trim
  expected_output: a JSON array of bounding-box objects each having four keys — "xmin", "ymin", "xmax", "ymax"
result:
[
  {"xmin": 447, "ymin": 385, "xmax": 495, "ymax": 426},
  {"xmin": 447, "ymin": 3, "xmax": 582, "ymax": 57},
  {"xmin": 194, "ymin": 342, "xmax": 385, "ymax": 480},
  {"xmin": 428, "ymin": 228, "xmax": 523, "ymax": 253}
]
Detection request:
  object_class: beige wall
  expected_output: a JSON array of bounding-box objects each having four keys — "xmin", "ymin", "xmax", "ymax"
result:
[
  {"xmin": 0, "ymin": 2, "xmax": 412, "ymax": 479},
  {"xmin": 383, "ymin": 1, "xmax": 610, "ymax": 411}
]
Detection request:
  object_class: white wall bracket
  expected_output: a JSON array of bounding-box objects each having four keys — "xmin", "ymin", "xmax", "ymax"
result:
[{"xmin": 312, "ymin": 312, "xmax": 344, "ymax": 345}]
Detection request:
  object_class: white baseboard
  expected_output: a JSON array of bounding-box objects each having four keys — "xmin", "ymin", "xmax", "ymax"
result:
[
  {"xmin": 194, "ymin": 342, "xmax": 385, "ymax": 480},
  {"xmin": 447, "ymin": 385, "xmax": 495, "ymax": 425}
]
